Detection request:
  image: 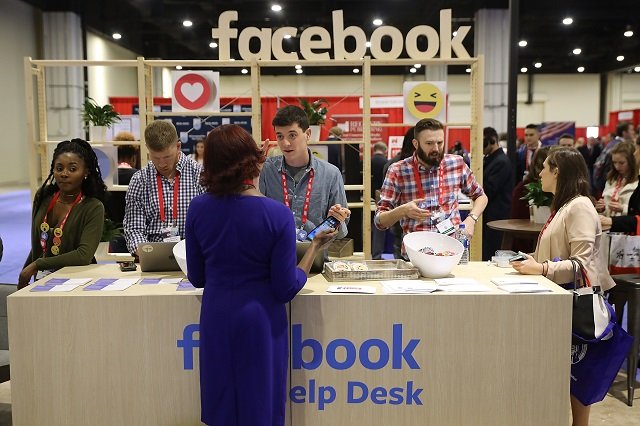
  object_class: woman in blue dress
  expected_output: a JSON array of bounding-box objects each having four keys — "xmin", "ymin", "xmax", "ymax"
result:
[{"xmin": 186, "ymin": 124, "xmax": 336, "ymax": 426}]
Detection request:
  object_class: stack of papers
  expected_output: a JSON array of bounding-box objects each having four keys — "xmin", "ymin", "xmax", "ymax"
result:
[
  {"xmin": 84, "ymin": 278, "xmax": 139, "ymax": 291},
  {"xmin": 326, "ymin": 285, "xmax": 376, "ymax": 294},
  {"xmin": 177, "ymin": 281, "xmax": 197, "ymax": 291},
  {"xmin": 381, "ymin": 280, "xmax": 437, "ymax": 294},
  {"xmin": 433, "ymin": 278, "xmax": 491, "ymax": 292},
  {"xmin": 491, "ymin": 276, "xmax": 551, "ymax": 293},
  {"xmin": 31, "ymin": 278, "xmax": 92, "ymax": 292}
]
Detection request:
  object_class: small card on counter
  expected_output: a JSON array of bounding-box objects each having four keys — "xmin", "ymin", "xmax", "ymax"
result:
[
  {"xmin": 84, "ymin": 278, "xmax": 138, "ymax": 291},
  {"xmin": 434, "ymin": 284, "xmax": 491, "ymax": 292},
  {"xmin": 31, "ymin": 278, "xmax": 91, "ymax": 292},
  {"xmin": 491, "ymin": 276, "xmax": 551, "ymax": 293},
  {"xmin": 491, "ymin": 276, "xmax": 539, "ymax": 285},
  {"xmin": 327, "ymin": 285, "xmax": 376, "ymax": 294},
  {"xmin": 434, "ymin": 278, "xmax": 481, "ymax": 286},
  {"xmin": 159, "ymin": 278, "xmax": 182, "ymax": 284},
  {"xmin": 177, "ymin": 281, "xmax": 196, "ymax": 291},
  {"xmin": 381, "ymin": 280, "xmax": 437, "ymax": 294}
]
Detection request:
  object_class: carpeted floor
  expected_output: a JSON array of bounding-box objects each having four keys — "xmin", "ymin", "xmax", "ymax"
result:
[{"xmin": 0, "ymin": 189, "xmax": 31, "ymax": 285}]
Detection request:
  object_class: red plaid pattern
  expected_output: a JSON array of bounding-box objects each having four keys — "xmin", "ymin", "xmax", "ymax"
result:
[{"xmin": 375, "ymin": 154, "xmax": 484, "ymax": 236}]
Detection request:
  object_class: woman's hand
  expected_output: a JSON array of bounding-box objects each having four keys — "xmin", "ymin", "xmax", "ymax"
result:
[
  {"xmin": 18, "ymin": 261, "xmax": 38, "ymax": 289},
  {"xmin": 599, "ymin": 215, "xmax": 612, "ymax": 231},
  {"xmin": 510, "ymin": 252, "xmax": 544, "ymax": 275},
  {"xmin": 311, "ymin": 228, "xmax": 338, "ymax": 251},
  {"xmin": 595, "ymin": 198, "xmax": 605, "ymax": 213},
  {"xmin": 608, "ymin": 199, "xmax": 622, "ymax": 213}
]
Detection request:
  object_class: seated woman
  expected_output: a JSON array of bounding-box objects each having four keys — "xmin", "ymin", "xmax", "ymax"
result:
[
  {"xmin": 18, "ymin": 139, "xmax": 106, "ymax": 289},
  {"xmin": 596, "ymin": 141, "xmax": 638, "ymax": 217}
]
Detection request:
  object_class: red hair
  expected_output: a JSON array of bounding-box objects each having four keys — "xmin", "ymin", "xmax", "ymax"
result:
[{"xmin": 200, "ymin": 124, "xmax": 265, "ymax": 195}]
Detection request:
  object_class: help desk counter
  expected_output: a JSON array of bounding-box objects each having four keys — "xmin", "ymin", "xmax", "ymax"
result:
[{"xmin": 7, "ymin": 262, "xmax": 571, "ymax": 426}]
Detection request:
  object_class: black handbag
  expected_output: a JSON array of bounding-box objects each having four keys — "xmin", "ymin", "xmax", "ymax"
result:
[{"xmin": 570, "ymin": 258, "xmax": 615, "ymax": 343}]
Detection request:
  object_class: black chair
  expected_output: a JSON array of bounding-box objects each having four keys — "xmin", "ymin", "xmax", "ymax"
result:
[
  {"xmin": 609, "ymin": 274, "xmax": 640, "ymax": 406},
  {"xmin": 0, "ymin": 284, "xmax": 16, "ymax": 383}
]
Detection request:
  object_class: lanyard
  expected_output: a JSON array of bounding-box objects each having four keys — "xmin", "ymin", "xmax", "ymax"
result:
[
  {"xmin": 536, "ymin": 209, "xmax": 557, "ymax": 248},
  {"xmin": 281, "ymin": 168, "xmax": 314, "ymax": 228},
  {"xmin": 39, "ymin": 191, "xmax": 83, "ymax": 257},
  {"xmin": 412, "ymin": 157, "xmax": 445, "ymax": 206},
  {"xmin": 157, "ymin": 172, "xmax": 180, "ymax": 225},
  {"xmin": 611, "ymin": 177, "xmax": 624, "ymax": 201}
]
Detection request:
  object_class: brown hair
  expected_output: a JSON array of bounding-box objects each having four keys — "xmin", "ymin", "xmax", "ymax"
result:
[
  {"xmin": 546, "ymin": 148, "xmax": 592, "ymax": 212},
  {"xmin": 607, "ymin": 142, "xmax": 638, "ymax": 183},
  {"xmin": 144, "ymin": 120, "xmax": 178, "ymax": 151},
  {"xmin": 414, "ymin": 118, "xmax": 443, "ymax": 139},
  {"xmin": 523, "ymin": 146, "xmax": 551, "ymax": 184},
  {"xmin": 200, "ymin": 124, "xmax": 265, "ymax": 195}
]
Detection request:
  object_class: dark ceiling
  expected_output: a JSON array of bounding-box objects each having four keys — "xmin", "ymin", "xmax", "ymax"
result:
[{"xmin": 23, "ymin": 0, "xmax": 640, "ymax": 76}]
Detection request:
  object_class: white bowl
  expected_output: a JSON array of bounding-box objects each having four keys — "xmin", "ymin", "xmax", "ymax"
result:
[
  {"xmin": 403, "ymin": 231, "xmax": 463, "ymax": 278},
  {"xmin": 173, "ymin": 239, "xmax": 188, "ymax": 276}
]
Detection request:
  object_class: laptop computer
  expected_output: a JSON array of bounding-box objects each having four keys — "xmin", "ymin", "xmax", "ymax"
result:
[
  {"xmin": 295, "ymin": 241, "xmax": 326, "ymax": 273},
  {"xmin": 138, "ymin": 241, "xmax": 181, "ymax": 272}
]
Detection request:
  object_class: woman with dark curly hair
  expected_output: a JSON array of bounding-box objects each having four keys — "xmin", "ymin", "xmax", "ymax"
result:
[
  {"xmin": 185, "ymin": 124, "xmax": 335, "ymax": 426},
  {"xmin": 19, "ymin": 139, "xmax": 106, "ymax": 288}
]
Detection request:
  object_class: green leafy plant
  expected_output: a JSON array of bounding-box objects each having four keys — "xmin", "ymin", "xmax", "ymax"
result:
[
  {"xmin": 82, "ymin": 97, "xmax": 120, "ymax": 127},
  {"xmin": 101, "ymin": 219, "xmax": 124, "ymax": 242},
  {"xmin": 299, "ymin": 98, "xmax": 329, "ymax": 125},
  {"xmin": 521, "ymin": 181, "xmax": 553, "ymax": 207}
]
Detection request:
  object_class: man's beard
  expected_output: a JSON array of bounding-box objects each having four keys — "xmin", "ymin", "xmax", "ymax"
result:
[{"xmin": 417, "ymin": 144, "xmax": 443, "ymax": 167}]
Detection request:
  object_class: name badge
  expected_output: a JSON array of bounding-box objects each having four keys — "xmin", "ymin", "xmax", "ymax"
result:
[
  {"xmin": 436, "ymin": 218, "xmax": 455, "ymax": 235},
  {"xmin": 161, "ymin": 226, "xmax": 179, "ymax": 242},
  {"xmin": 163, "ymin": 235, "xmax": 181, "ymax": 243}
]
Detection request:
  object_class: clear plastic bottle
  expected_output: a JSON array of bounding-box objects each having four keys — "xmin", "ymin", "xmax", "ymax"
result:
[{"xmin": 457, "ymin": 224, "xmax": 469, "ymax": 265}]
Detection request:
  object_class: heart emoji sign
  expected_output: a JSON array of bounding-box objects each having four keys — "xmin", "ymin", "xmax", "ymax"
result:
[{"xmin": 172, "ymin": 71, "xmax": 220, "ymax": 112}]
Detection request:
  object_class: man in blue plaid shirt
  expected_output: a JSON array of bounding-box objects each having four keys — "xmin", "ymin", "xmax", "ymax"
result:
[
  {"xmin": 375, "ymin": 118, "xmax": 487, "ymax": 257},
  {"xmin": 124, "ymin": 120, "xmax": 204, "ymax": 255}
]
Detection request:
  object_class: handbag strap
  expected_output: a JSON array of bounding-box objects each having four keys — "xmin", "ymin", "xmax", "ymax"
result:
[{"xmin": 569, "ymin": 257, "xmax": 593, "ymax": 289}]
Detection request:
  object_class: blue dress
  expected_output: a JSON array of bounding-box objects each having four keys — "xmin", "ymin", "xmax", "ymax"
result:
[{"xmin": 185, "ymin": 193, "xmax": 307, "ymax": 426}]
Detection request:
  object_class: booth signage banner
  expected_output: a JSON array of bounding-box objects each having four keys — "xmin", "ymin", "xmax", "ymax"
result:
[
  {"xmin": 172, "ymin": 71, "xmax": 220, "ymax": 113},
  {"xmin": 403, "ymin": 81, "xmax": 447, "ymax": 125},
  {"xmin": 212, "ymin": 9, "xmax": 471, "ymax": 61}
]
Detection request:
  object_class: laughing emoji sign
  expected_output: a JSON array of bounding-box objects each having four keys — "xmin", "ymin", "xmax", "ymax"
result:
[{"xmin": 403, "ymin": 81, "xmax": 446, "ymax": 124}]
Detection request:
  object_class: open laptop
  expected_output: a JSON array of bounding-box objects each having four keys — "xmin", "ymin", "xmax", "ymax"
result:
[
  {"xmin": 138, "ymin": 241, "xmax": 181, "ymax": 272},
  {"xmin": 295, "ymin": 241, "xmax": 326, "ymax": 273}
]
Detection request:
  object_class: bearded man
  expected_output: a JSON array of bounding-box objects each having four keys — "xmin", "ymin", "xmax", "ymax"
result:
[{"xmin": 375, "ymin": 118, "xmax": 488, "ymax": 258}]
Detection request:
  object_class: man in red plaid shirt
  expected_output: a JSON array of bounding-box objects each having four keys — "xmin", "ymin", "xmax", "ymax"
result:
[{"xmin": 375, "ymin": 118, "xmax": 488, "ymax": 256}]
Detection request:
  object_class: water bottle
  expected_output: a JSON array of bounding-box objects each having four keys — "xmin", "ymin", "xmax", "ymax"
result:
[{"xmin": 457, "ymin": 224, "xmax": 469, "ymax": 265}]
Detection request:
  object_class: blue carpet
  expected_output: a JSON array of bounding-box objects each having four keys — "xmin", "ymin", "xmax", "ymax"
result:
[{"xmin": 0, "ymin": 190, "xmax": 31, "ymax": 285}]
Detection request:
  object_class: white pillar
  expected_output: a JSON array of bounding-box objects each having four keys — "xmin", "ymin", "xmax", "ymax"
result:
[
  {"xmin": 474, "ymin": 9, "xmax": 509, "ymax": 133},
  {"xmin": 42, "ymin": 12, "xmax": 84, "ymax": 141}
]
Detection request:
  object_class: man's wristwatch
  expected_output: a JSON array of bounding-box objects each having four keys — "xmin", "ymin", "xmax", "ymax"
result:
[{"xmin": 468, "ymin": 213, "xmax": 479, "ymax": 222}]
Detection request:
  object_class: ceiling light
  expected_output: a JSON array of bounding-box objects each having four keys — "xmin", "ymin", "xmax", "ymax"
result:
[
  {"xmin": 241, "ymin": 68, "xmax": 248, "ymax": 74},
  {"xmin": 617, "ymin": 55, "xmax": 625, "ymax": 62},
  {"xmin": 353, "ymin": 68, "xmax": 360, "ymax": 74},
  {"xmin": 182, "ymin": 20, "xmax": 193, "ymax": 27},
  {"xmin": 577, "ymin": 66, "xmax": 585, "ymax": 73},
  {"xmin": 295, "ymin": 64, "xmax": 302, "ymax": 70},
  {"xmin": 573, "ymin": 48, "xmax": 582, "ymax": 55},
  {"xmin": 635, "ymin": 66, "xmax": 640, "ymax": 72},
  {"xmin": 365, "ymin": 41, "xmax": 371, "ymax": 48},
  {"xmin": 518, "ymin": 40, "xmax": 527, "ymax": 47},
  {"xmin": 112, "ymin": 33, "xmax": 122, "ymax": 40},
  {"xmin": 296, "ymin": 69, "xmax": 303, "ymax": 74},
  {"xmin": 624, "ymin": 27, "xmax": 633, "ymax": 37},
  {"xmin": 271, "ymin": 5, "xmax": 282, "ymax": 12},
  {"xmin": 562, "ymin": 17, "xmax": 573, "ymax": 25},
  {"xmin": 209, "ymin": 42, "xmax": 218, "ymax": 48},
  {"xmin": 373, "ymin": 18, "xmax": 383, "ymax": 26},
  {"xmin": 409, "ymin": 68, "xmax": 417, "ymax": 74},
  {"xmin": 284, "ymin": 34, "xmax": 292, "ymax": 39},
  {"xmin": 176, "ymin": 65, "xmax": 182, "ymax": 70},
  {"xmin": 465, "ymin": 68, "xmax": 471, "ymax": 73},
  {"xmin": 521, "ymin": 67, "xmax": 528, "ymax": 73},
  {"xmin": 414, "ymin": 64, "xmax": 422, "ymax": 69},
  {"xmin": 534, "ymin": 62, "xmax": 542, "ymax": 68}
]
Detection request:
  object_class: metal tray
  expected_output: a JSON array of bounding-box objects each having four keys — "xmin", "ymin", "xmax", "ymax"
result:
[{"xmin": 323, "ymin": 260, "xmax": 419, "ymax": 282}]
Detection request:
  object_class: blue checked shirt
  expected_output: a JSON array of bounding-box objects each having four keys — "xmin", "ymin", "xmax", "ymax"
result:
[
  {"xmin": 259, "ymin": 152, "xmax": 349, "ymax": 239},
  {"xmin": 124, "ymin": 152, "xmax": 204, "ymax": 253},
  {"xmin": 375, "ymin": 153, "xmax": 484, "ymax": 237}
]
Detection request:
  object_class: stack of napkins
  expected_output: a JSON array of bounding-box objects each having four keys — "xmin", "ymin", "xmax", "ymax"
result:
[
  {"xmin": 381, "ymin": 280, "xmax": 437, "ymax": 294},
  {"xmin": 491, "ymin": 276, "xmax": 551, "ymax": 293},
  {"xmin": 433, "ymin": 278, "xmax": 491, "ymax": 292}
]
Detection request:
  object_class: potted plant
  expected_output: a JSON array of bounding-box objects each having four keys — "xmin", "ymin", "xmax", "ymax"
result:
[
  {"xmin": 82, "ymin": 97, "xmax": 120, "ymax": 141},
  {"xmin": 299, "ymin": 98, "xmax": 328, "ymax": 142},
  {"xmin": 521, "ymin": 181, "xmax": 553, "ymax": 223}
]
